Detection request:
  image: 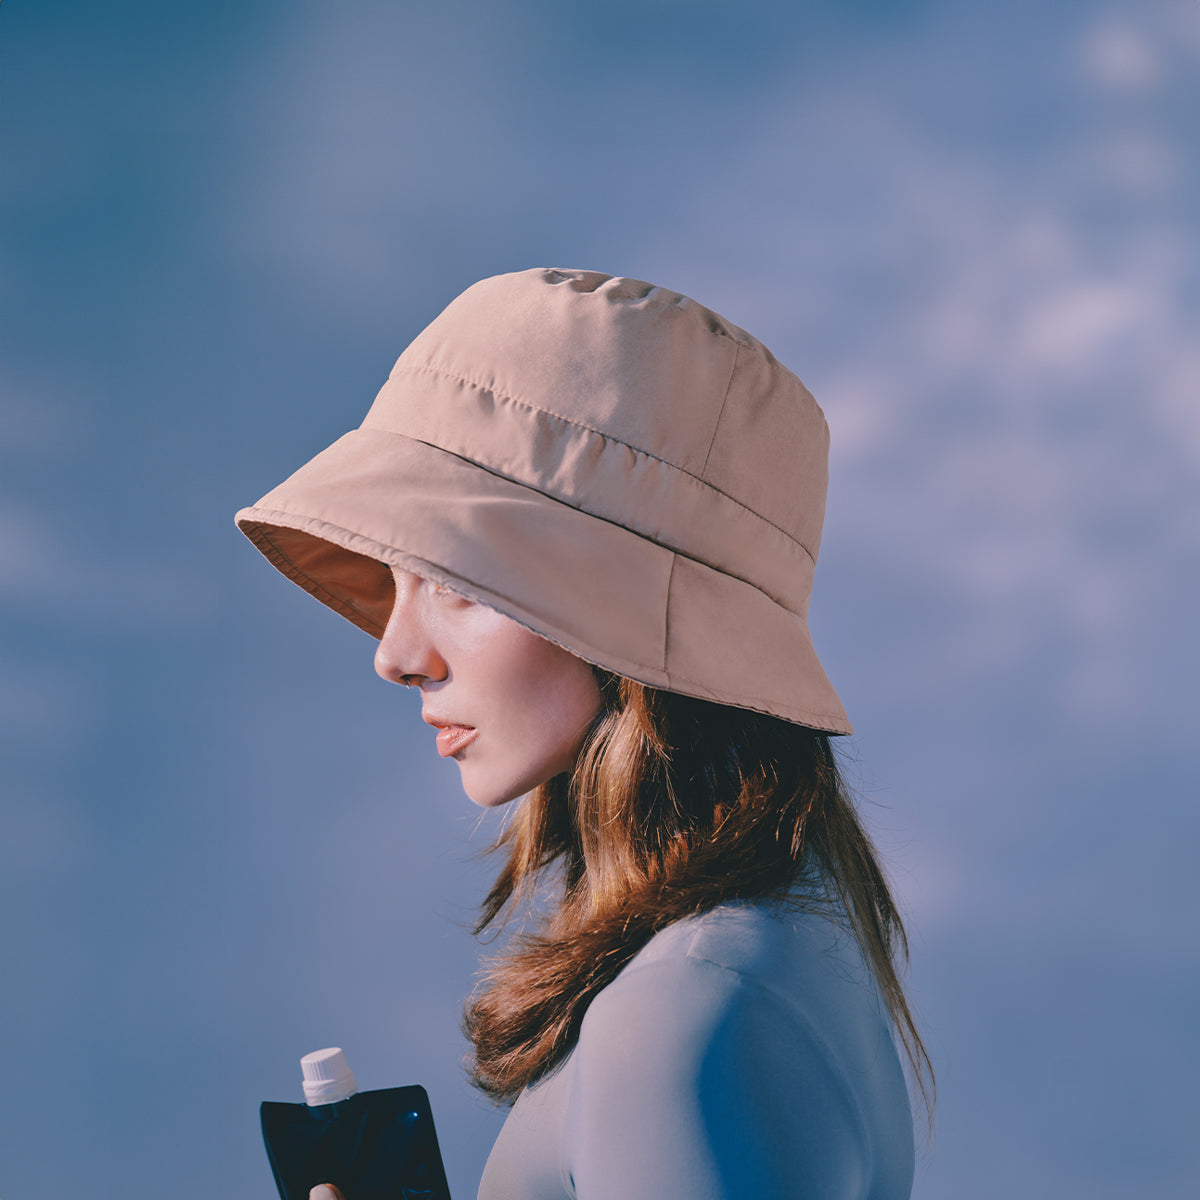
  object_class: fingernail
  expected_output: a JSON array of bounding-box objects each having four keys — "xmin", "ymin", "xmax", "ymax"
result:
[{"xmin": 310, "ymin": 1186, "xmax": 342, "ymax": 1200}]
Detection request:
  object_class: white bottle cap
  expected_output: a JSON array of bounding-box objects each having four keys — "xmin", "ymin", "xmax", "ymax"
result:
[{"xmin": 300, "ymin": 1046, "xmax": 358, "ymax": 1106}]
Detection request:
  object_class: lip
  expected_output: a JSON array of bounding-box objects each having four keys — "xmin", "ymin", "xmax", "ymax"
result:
[
  {"xmin": 434, "ymin": 724, "xmax": 477, "ymax": 757},
  {"xmin": 423, "ymin": 714, "xmax": 478, "ymax": 758},
  {"xmin": 422, "ymin": 713, "xmax": 472, "ymax": 729}
]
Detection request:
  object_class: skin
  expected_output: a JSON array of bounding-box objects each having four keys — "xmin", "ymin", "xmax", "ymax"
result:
[{"xmin": 374, "ymin": 564, "xmax": 605, "ymax": 808}]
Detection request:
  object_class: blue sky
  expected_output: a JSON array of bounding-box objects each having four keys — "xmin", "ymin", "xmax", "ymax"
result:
[{"xmin": 2, "ymin": 2, "xmax": 1198, "ymax": 1197}]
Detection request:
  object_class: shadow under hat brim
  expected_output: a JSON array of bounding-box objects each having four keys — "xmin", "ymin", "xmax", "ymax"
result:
[{"xmin": 235, "ymin": 427, "xmax": 852, "ymax": 734}]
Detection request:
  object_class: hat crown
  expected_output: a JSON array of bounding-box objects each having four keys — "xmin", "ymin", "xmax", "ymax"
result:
[{"xmin": 363, "ymin": 269, "xmax": 830, "ymax": 612}]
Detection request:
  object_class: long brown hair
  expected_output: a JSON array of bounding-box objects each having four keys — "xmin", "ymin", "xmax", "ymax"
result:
[{"xmin": 463, "ymin": 672, "xmax": 934, "ymax": 1118}]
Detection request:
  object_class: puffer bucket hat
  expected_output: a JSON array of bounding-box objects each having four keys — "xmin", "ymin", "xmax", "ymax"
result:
[{"xmin": 235, "ymin": 267, "xmax": 851, "ymax": 733}]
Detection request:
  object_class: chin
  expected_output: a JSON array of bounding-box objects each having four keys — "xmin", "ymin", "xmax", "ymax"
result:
[
  {"xmin": 459, "ymin": 773, "xmax": 526, "ymax": 809},
  {"xmin": 460, "ymin": 766, "xmax": 567, "ymax": 809},
  {"xmin": 465, "ymin": 789, "xmax": 521, "ymax": 810}
]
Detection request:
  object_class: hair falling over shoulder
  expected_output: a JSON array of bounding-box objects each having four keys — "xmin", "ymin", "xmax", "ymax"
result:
[{"xmin": 462, "ymin": 674, "xmax": 935, "ymax": 1120}]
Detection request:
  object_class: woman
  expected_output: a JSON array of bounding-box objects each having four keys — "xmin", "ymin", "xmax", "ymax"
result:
[{"xmin": 237, "ymin": 267, "xmax": 932, "ymax": 1199}]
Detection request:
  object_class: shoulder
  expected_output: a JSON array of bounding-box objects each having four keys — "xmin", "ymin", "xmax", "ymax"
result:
[
  {"xmin": 564, "ymin": 901, "xmax": 913, "ymax": 1198},
  {"xmin": 588, "ymin": 899, "xmax": 886, "ymax": 1057},
  {"xmin": 578, "ymin": 900, "xmax": 874, "ymax": 1109}
]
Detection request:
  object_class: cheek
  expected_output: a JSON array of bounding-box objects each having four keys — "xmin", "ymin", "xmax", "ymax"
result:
[
  {"xmin": 501, "ymin": 643, "xmax": 603, "ymax": 769},
  {"xmin": 539, "ymin": 673, "xmax": 604, "ymax": 765}
]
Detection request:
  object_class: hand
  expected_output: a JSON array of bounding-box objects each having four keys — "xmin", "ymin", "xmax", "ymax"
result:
[{"xmin": 309, "ymin": 1187, "xmax": 345, "ymax": 1200}]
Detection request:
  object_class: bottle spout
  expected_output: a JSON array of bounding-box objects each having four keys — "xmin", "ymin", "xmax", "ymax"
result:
[{"xmin": 300, "ymin": 1047, "xmax": 358, "ymax": 1106}]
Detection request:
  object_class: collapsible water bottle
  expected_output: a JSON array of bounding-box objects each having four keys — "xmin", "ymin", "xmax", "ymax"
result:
[{"xmin": 261, "ymin": 1047, "xmax": 452, "ymax": 1200}]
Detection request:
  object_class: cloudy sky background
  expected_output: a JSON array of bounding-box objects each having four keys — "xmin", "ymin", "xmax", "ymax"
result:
[{"xmin": 2, "ymin": 1, "xmax": 1197, "ymax": 1197}]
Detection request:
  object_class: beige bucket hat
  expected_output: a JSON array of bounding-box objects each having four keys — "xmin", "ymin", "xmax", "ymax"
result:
[{"xmin": 235, "ymin": 268, "xmax": 851, "ymax": 733}]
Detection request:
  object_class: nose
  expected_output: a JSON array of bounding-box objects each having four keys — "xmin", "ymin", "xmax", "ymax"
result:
[{"xmin": 373, "ymin": 571, "xmax": 448, "ymax": 688}]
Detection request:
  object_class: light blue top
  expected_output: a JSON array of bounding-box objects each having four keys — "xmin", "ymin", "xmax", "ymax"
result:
[{"xmin": 476, "ymin": 899, "xmax": 914, "ymax": 1199}]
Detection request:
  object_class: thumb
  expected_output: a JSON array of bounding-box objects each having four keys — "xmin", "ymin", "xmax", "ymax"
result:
[{"xmin": 309, "ymin": 1186, "xmax": 345, "ymax": 1200}]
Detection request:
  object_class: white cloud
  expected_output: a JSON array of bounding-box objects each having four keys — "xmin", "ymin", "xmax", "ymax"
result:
[
  {"xmin": 822, "ymin": 373, "xmax": 900, "ymax": 460},
  {"xmin": 1014, "ymin": 280, "xmax": 1145, "ymax": 372},
  {"xmin": 1080, "ymin": 19, "xmax": 1162, "ymax": 91},
  {"xmin": 1079, "ymin": 1, "xmax": 1200, "ymax": 93}
]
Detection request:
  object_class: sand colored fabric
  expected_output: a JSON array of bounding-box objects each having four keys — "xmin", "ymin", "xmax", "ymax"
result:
[{"xmin": 236, "ymin": 268, "xmax": 851, "ymax": 732}]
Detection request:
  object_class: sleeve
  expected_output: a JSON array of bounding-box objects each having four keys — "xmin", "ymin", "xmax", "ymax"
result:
[{"xmin": 563, "ymin": 955, "xmax": 872, "ymax": 1200}]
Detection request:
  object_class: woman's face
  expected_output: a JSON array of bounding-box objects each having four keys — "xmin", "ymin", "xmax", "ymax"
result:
[{"xmin": 374, "ymin": 565, "xmax": 604, "ymax": 807}]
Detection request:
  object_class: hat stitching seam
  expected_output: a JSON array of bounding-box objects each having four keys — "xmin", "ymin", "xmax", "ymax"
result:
[
  {"xmin": 662, "ymin": 552, "xmax": 678, "ymax": 683},
  {"xmin": 698, "ymin": 342, "xmax": 740, "ymax": 477},
  {"xmin": 384, "ymin": 361, "xmax": 818, "ymax": 565}
]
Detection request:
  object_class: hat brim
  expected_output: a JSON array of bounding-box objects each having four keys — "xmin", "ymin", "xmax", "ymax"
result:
[{"xmin": 236, "ymin": 428, "xmax": 852, "ymax": 734}]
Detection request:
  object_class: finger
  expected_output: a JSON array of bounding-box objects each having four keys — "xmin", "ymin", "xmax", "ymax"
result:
[{"xmin": 309, "ymin": 1186, "xmax": 345, "ymax": 1200}]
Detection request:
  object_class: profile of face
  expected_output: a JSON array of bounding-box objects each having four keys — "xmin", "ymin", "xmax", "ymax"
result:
[{"xmin": 374, "ymin": 565, "xmax": 605, "ymax": 807}]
